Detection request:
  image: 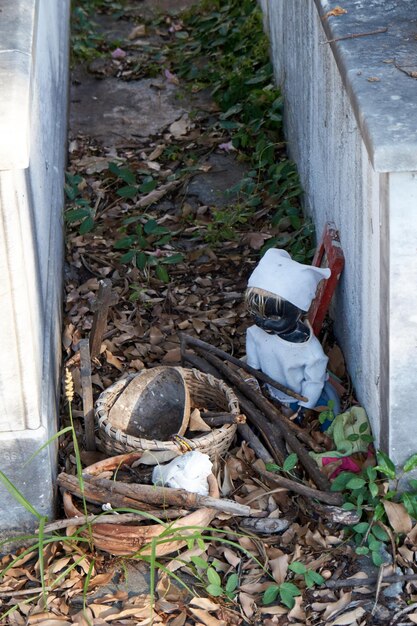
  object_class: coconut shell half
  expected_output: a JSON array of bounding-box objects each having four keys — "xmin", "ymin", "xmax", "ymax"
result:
[{"xmin": 107, "ymin": 366, "xmax": 190, "ymax": 440}]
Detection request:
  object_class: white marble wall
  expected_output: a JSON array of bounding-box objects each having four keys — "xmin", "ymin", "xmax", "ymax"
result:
[
  {"xmin": 262, "ymin": 0, "xmax": 417, "ymax": 465},
  {"xmin": 0, "ymin": 0, "xmax": 70, "ymax": 537}
]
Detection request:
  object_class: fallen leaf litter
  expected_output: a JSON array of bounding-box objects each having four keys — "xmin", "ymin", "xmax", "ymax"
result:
[{"xmin": 2, "ymin": 2, "xmax": 417, "ymax": 625}]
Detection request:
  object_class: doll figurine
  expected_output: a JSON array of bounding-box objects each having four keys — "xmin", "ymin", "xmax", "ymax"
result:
[{"xmin": 245, "ymin": 248, "xmax": 331, "ymax": 409}]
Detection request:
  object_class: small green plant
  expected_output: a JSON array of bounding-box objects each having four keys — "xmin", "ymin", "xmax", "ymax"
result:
[
  {"xmin": 109, "ymin": 162, "xmax": 158, "ymax": 199},
  {"xmin": 114, "ymin": 219, "xmax": 184, "ymax": 283},
  {"xmin": 266, "ymin": 452, "xmax": 298, "ymax": 475},
  {"xmin": 64, "ymin": 173, "xmax": 96, "ymax": 234},
  {"xmin": 170, "ymin": 0, "xmax": 313, "ymax": 262},
  {"xmin": 204, "ymin": 204, "xmax": 254, "ymax": 244},
  {"xmin": 262, "ymin": 561, "xmax": 325, "ymax": 608},
  {"xmin": 332, "ymin": 451, "xmax": 417, "ymax": 566},
  {"xmin": 71, "ymin": 0, "xmax": 124, "ymax": 64},
  {"xmin": 318, "ymin": 399, "xmax": 336, "ymax": 426},
  {"xmin": 190, "ymin": 556, "xmax": 239, "ymax": 600},
  {"xmin": 263, "ymin": 581, "xmax": 301, "ymax": 609}
]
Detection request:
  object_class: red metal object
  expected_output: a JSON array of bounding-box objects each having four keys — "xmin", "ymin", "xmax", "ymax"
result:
[{"xmin": 308, "ymin": 222, "xmax": 345, "ymax": 335}]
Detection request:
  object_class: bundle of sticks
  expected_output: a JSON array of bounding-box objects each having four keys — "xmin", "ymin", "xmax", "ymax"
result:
[{"xmin": 179, "ymin": 333, "xmax": 347, "ymax": 511}]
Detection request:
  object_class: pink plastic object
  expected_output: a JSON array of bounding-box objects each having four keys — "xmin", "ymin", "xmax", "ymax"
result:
[{"xmin": 308, "ymin": 222, "xmax": 345, "ymax": 335}]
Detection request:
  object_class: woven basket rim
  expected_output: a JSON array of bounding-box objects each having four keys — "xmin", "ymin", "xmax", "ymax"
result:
[{"xmin": 95, "ymin": 366, "xmax": 239, "ymax": 453}]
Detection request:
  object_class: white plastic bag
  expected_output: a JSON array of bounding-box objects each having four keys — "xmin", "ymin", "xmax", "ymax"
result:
[{"xmin": 152, "ymin": 450, "xmax": 212, "ymax": 496}]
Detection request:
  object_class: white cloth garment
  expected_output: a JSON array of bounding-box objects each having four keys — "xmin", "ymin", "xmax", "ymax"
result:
[
  {"xmin": 246, "ymin": 323, "xmax": 328, "ymax": 408},
  {"xmin": 247, "ymin": 248, "xmax": 331, "ymax": 311}
]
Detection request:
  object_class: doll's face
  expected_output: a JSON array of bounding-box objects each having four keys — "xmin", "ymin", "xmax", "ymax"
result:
[{"xmin": 245, "ymin": 288, "xmax": 303, "ymax": 335}]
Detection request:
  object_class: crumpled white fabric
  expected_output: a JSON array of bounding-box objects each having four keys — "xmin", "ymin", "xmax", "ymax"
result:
[
  {"xmin": 152, "ymin": 450, "xmax": 212, "ymax": 496},
  {"xmin": 246, "ymin": 323, "xmax": 328, "ymax": 408},
  {"xmin": 247, "ymin": 248, "xmax": 331, "ymax": 311}
]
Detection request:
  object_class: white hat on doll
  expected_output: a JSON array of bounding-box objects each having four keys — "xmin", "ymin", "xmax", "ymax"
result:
[{"xmin": 247, "ymin": 248, "xmax": 331, "ymax": 312}]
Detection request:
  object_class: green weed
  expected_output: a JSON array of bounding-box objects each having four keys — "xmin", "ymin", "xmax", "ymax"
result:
[
  {"xmin": 333, "ymin": 451, "xmax": 417, "ymax": 566},
  {"xmin": 169, "ymin": 0, "xmax": 314, "ymax": 261}
]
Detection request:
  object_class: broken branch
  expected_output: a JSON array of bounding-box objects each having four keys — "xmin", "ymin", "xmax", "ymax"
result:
[
  {"xmin": 180, "ymin": 333, "xmax": 307, "ymax": 402},
  {"xmin": 79, "ymin": 338, "xmax": 96, "ymax": 451},
  {"xmin": 255, "ymin": 466, "xmax": 343, "ymax": 506},
  {"xmin": 196, "ymin": 349, "xmax": 330, "ymax": 492},
  {"xmin": 41, "ymin": 511, "xmax": 188, "ymax": 533},
  {"xmin": 83, "ymin": 475, "xmax": 252, "ymax": 516},
  {"xmin": 89, "ymin": 279, "xmax": 116, "ymax": 359},
  {"xmin": 323, "ymin": 27, "xmax": 387, "ymax": 44},
  {"xmin": 182, "ymin": 351, "xmax": 282, "ymax": 463}
]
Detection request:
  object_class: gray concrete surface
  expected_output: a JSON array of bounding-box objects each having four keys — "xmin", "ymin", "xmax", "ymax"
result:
[
  {"xmin": 262, "ymin": 0, "xmax": 417, "ymax": 466},
  {"xmin": 0, "ymin": 0, "xmax": 70, "ymax": 537}
]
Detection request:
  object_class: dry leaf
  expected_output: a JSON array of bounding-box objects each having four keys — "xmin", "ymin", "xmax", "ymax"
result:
[
  {"xmin": 408, "ymin": 614, "xmax": 417, "ymax": 624},
  {"xmin": 162, "ymin": 347, "xmax": 182, "ymax": 363},
  {"xmin": 327, "ymin": 344, "xmax": 346, "ymax": 378},
  {"xmin": 128, "ymin": 24, "xmax": 146, "ymax": 39},
  {"xmin": 167, "ymin": 613, "xmax": 187, "ymax": 626},
  {"xmin": 259, "ymin": 605, "xmax": 287, "ymax": 615},
  {"xmin": 87, "ymin": 571, "xmax": 113, "ymax": 590},
  {"xmin": 222, "ymin": 547, "xmax": 241, "ymax": 568},
  {"xmin": 149, "ymin": 326, "xmax": 164, "ymax": 345},
  {"xmin": 70, "ymin": 609, "xmax": 94, "ymax": 626},
  {"xmin": 169, "ymin": 114, "xmax": 190, "ymax": 138},
  {"xmin": 32, "ymin": 617, "xmax": 74, "ymax": 626},
  {"xmin": 105, "ymin": 350, "xmax": 124, "ymax": 371},
  {"xmin": 383, "ymin": 500, "xmax": 413, "ymax": 534},
  {"xmin": 269, "ymin": 554, "xmax": 288, "ymax": 585},
  {"xmin": 89, "ymin": 604, "xmax": 119, "ymax": 619},
  {"xmin": 135, "ymin": 450, "xmax": 179, "ymax": 465},
  {"xmin": 322, "ymin": 592, "xmax": 352, "ymax": 620},
  {"xmin": 189, "ymin": 408, "xmax": 211, "ymax": 432},
  {"xmin": 239, "ymin": 592, "xmax": 256, "ymax": 619},
  {"xmin": 330, "ymin": 606, "xmax": 365, "ymax": 625},
  {"xmin": 243, "ymin": 232, "xmax": 270, "ymax": 250},
  {"xmin": 191, "ymin": 319, "xmax": 206, "ymax": 334},
  {"xmin": 136, "ymin": 180, "xmax": 181, "ymax": 209},
  {"xmin": 322, "ymin": 6, "xmax": 347, "ymax": 19},
  {"xmin": 49, "ymin": 557, "xmax": 71, "ymax": 574},
  {"xmin": 190, "ymin": 597, "xmax": 221, "ymax": 611},
  {"xmin": 288, "ymin": 596, "xmax": 305, "ymax": 621},
  {"xmin": 148, "ymin": 145, "xmax": 165, "ymax": 161},
  {"xmin": 189, "ymin": 608, "xmax": 225, "ymax": 626}
]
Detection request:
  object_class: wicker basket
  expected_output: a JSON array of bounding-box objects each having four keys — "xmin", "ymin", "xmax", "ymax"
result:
[
  {"xmin": 96, "ymin": 367, "xmax": 239, "ymax": 459},
  {"xmin": 62, "ymin": 452, "xmax": 219, "ymax": 556}
]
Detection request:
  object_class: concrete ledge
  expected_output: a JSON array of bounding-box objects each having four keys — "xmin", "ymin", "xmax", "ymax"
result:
[
  {"xmin": 316, "ymin": 0, "xmax": 417, "ymax": 172},
  {"xmin": 0, "ymin": 0, "xmax": 37, "ymax": 170},
  {"xmin": 0, "ymin": 0, "xmax": 69, "ymax": 538},
  {"xmin": 263, "ymin": 0, "xmax": 417, "ymax": 467}
]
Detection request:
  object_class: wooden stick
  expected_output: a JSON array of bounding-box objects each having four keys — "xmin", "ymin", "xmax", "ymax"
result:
[
  {"xmin": 323, "ymin": 27, "xmax": 387, "ymax": 44},
  {"xmin": 202, "ymin": 413, "xmax": 246, "ymax": 426},
  {"xmin": 235, "ymin": 391, "xmax": 286, "ymax": 464},
  {"xmin": 57, "ymin": 473, "xmax": 157, "ymax": 511},
  {"xmin": 182, "ymin": 352, "xmax": 281, "ymax": 463},
  {"xmin": 325, "ymin": 572, "xmax": 417, "ymax": 589},
  {"xmin": 79, "ymin": 339, "xmax": 96, "ymax": 451},
  {"xmin": 283, "ymin": 417, "xmax": 324, "ymax": 453},
  {"xmin": 307, "ymin": 500, "xmax": 360, "ymax": 526},
  {"xmin": 89, "ymin": 279, "xmax": 115, "ymax": 359},
  {"xmin": 41, "ymin": 511, "xmax": 188, "ymax": 533},
  {"xmin": 198, "ymin": 350, "xmax": 330, "ymax": 492},
  {"xmin": 255, "ymin": 466, "xmax": 343, "ymax": 506},
  {"xmin": 58, "ymin": 473, "xmax": 253, "ymax": 517},
  {"xmin": 83, "ymin": 475, "xmax": 252, "ymax": 516},
  {"xmin": 180, "ymin": 333, "xmax": 307, "ymax": 402},
  {"xmin": 237, "ymin": 423, "xmax": 274, "ymax": 464}
]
